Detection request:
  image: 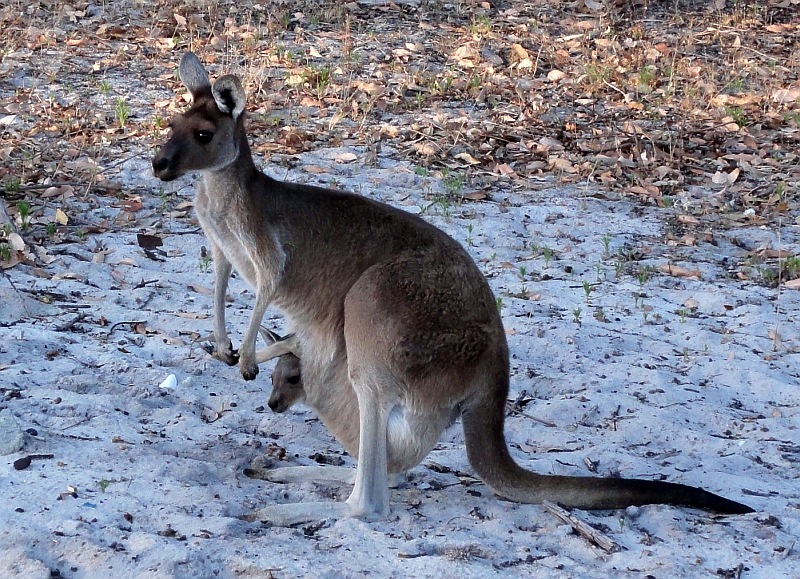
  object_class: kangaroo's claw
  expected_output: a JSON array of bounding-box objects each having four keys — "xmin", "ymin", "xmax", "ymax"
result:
[{"xmin": 213, "ymin": 341, "xmax": 239, "ymax": 366}]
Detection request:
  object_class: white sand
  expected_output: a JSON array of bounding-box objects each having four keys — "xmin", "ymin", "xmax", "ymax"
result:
[{"xmin": 1, "ymin": 147, "xmax": 798, "ymax": 578}]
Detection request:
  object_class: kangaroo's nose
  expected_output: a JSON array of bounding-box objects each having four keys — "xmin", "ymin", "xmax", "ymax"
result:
[{"xmin": 152, "ymin": 156, "xmax": 169, "ymax": 173}]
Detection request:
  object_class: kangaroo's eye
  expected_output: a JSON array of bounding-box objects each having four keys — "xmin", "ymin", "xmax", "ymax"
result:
[
  {"xmin": 195, "ymin": 130, "xmax": 214, "ymax": 144},
  {"xmin": 287, "ymin": 375, "xmax": 301, "ymax": 385}
]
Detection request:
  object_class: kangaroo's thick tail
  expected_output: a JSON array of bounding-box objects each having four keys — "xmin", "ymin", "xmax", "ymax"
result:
[{"xmin": 461, "ymin": 360, "xmax": 754, "ymax": 514}]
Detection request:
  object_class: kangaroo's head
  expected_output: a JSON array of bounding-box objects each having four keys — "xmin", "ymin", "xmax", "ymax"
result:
[
  {"xmin": 268, "ymin": 353, "xmax": 305, "ymax": 413},
  {"xmin": 152, "ymin": 52, "xmax": 247, "ymax": 181}
]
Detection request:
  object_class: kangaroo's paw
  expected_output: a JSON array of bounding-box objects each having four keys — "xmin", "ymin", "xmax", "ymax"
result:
[
  {"xmin": 245, "ymin": 465, "xmax": 356, "ymax": 485},
  {"xmin": 240, "ymin": 358, "xmax": 259, "ymax": 381},
  {"xmin": 241, "ymin": 501, "xmax": 353, "ymax": 527},
  {"xmin": 213, "ymin": 341, "xmax": 239, "ymax": 366}
]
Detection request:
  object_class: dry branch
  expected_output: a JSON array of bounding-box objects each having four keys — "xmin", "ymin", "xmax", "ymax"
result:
[{"xmin": 542, "ymin": 500, "xmax": 620, "ymax": 553}]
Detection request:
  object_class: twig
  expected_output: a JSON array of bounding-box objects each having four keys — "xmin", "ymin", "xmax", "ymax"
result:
[
  {"xmin": 781, "ymin": 540, "xmax": 795, "ymax": 559},
  {"xmin": 602, "ymin": 79, "xmax": 630, "ymax": 103},
  {"xmin": 53, "ymin": 312, "xmax": 86, "ymax": 332},
  {"xmin": 741, "ymin": 45, "xmax": 783, "ymax": 62},
  {"xmin": 505, "ymin": 401, "xmax": 557, "ymax": 428},
  {"xmin": 106, "ymin": 320, "xmax": 146, "ymax": 338},
  {"xmin": 0, "ymin": 271, "xmax": 38, "ymax": 317},
  {"xmin": 102, "ymin": 152, "xmax": 142, "ymax": 171},
  {"xmin": 542, "ymin": 500, "xmax": 620, "ymax": 553},
  {"xmin": 13, "ymin": 181, "xmax": 122, "ymax": 192}
]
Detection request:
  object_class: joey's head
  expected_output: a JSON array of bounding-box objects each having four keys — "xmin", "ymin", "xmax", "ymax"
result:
[
  {"xmin": 268, "ymin": 353, "xmax": 305, "ymax": 413},
  {"xmin": 152, "ymin": 52, "xmax": 247, "ymax": 181}
]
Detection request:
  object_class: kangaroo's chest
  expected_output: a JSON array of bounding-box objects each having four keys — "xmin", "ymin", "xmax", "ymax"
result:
[{"xmin": 195, "ymin": 183, "xmax": 264, "ymax": 287}]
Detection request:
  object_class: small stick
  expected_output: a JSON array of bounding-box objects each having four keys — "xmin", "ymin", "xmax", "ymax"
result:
[
  {"xmin": 13, "ymin": 181, "xmax": 122, "ymax": 191},
  {"xmin": 505, "ymin": 402, "xmax": 557, "ymax": 428},
  {"xmin": 53, "ymin": 312, "xmax": 86, "ymax": 332},
  {"xmin": 106, "ymin": 320, "xmax": 146, "ymax": 338},
  {"xmin": 542, "ymin": 500, "xmax": 620, "ymax": 553}
]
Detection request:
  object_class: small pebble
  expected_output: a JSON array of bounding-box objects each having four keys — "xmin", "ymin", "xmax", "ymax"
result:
[
  {"xmin": 159, "ymin": 374, "xmax": 177, "ymax": 389},
  {"xmin": 625, "ymin": 505, "xmax": 641, "ymax": 519},
  {"xmin": 13, "ymin": 455, "xmax": 32, "ymax": 470}
]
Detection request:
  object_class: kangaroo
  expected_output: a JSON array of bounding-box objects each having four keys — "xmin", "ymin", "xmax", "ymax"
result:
[
  {"xmin": 259, "ymin": 327, "xmax": 305, "ymax": 413},
  {"xmin": 152, "ymin": 53, "xmax": 754, "ymax": 525}
]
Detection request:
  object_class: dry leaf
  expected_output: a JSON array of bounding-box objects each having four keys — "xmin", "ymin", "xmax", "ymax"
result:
[
  {"xmin": 8, "ymin": 232, "xmax": 26, "ymax": 251},
  {"xmin": 455, "ymin": 152, "xmax": 481, "ymax": 164},
  {"xmin": 511, "ymin": 43, "xmax": 529, "ymax": 60},
  {"xmin": 334, "ymin": 152, "xmax": 358, "ymax": 163},
  {"xmin": 413, "ymin": 142, "xmax": 439, "ymax": 156},
  {"xmin": 137, "ymin": 233, "xmax": 163, "ymax": 250},
  {"xmin": 678, "ymin": 214, "xmax": 700, "ymax": 225},
  {"xmin": 547, "ymin": 70, "xmax": 569, "ymax": 82},
  {"xmin": 451, "ymin": 44, "xmax": 479, "ymax": 61},
  {"xmin": 304, "ymin": 165, "xmax": 328, "ymax": 173},
  {"xmin": 772, "ymin": 88, "xmax": 800, "ymax": 103},
  {"xmin": 188, "ymin": 284, "xmax": 213, "ymax": 295},
  {"xmin": 550, "ymin": 158, "xmax": 577, "ymax": 172},
  {"xmin": 201, "ymin": 407, "xmax": 220, "ymax": 423},
  {"xmin": 660, "ymin": 264, "xmax": 701, "ymax": 279},
  {"xmin": 52, "ymin": 272, "xmax": 87, "ymax": 282},
  {"xmin": 42, "ymin": 185, "xmax": 74, "ymax": 198},
  {"xmin": 462, "ymin": 189, "xmax": 488, "ymax": 201},
  {"xmin": 538, "ymin": 137, "xmax": 564, "ymax": 150},
  {"xmin": 55, "ymin": 208, "xmax": 69, "ymax": 225},
  {"xmin": 34, "ymin": 246, "xmax": 56, "ymax": 264},
  {"xmin": 92, "ymin": 251, "xmax": 107, "ymax": 264},
  {"xmin": 584, "ymin": 0, "xmax": 606, "ymax": 10},
  {"xmin": 173, "ymin": 312, "xmax": 209, "ymax": 319},
  {"xmin": 496, "ymin": 163, "xmax": 519, "ymax": 178}
]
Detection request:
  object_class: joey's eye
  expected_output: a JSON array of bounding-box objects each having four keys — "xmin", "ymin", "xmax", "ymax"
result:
[
  {"xmin": 287, "ymin": 375, "xmax": 301, "ymax": 385},
  {"xmin": 195, "ymin": 130, "xmax": 214, "ymax": 144}
]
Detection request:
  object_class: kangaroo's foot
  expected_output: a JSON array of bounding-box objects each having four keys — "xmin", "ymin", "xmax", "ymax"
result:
[
  {"xmin": 213, "ymin": 340, "xmax": 239, "ymax": 366},
  {"xmin": 244, "ymin": 465, "xmax": 405, "ymax": 488},
  {"xmin": 241, "ymin": 501, "xmax": 354, "ymax": 527}
]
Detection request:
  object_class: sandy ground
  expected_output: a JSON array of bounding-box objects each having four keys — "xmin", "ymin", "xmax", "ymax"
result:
[{"xmin": 1, "ymin": 145, "xmax": 799, "ymax": 578}]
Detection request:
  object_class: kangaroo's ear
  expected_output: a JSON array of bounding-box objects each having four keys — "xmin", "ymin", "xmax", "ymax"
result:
[
  {"xmin": 211, "ymin": 75, "xmax": 246, "ymax": 120},
  {"xmin": 179, "ymin": 52, "xmax": 211, "ymax": 97}
]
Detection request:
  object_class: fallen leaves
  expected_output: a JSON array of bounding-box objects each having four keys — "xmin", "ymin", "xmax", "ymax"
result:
[
  {"xmin": 771, "ymin": 88, "xmax": 800, "ymax": 103},
  {"xmin": 660, "ymin": 264, "xmax": 702, "ymax": 279},
  {"xmin": 0, "ymin": 0, "xmax": 796, "ymax": 303}
]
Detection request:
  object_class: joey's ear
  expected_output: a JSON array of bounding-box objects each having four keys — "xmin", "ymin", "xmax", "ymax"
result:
[
  {"xmin": 179, "ymin": 52, "xmax": 211, "ymax": 96},
  {"xmin": 211, "ymin": 75, "xmax": 246, "ymax": 120}
]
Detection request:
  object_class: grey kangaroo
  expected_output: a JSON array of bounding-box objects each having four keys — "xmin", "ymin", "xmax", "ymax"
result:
[{"xmin": 152, "ymin": 52, "xmax": 753, "ymax": 525}]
